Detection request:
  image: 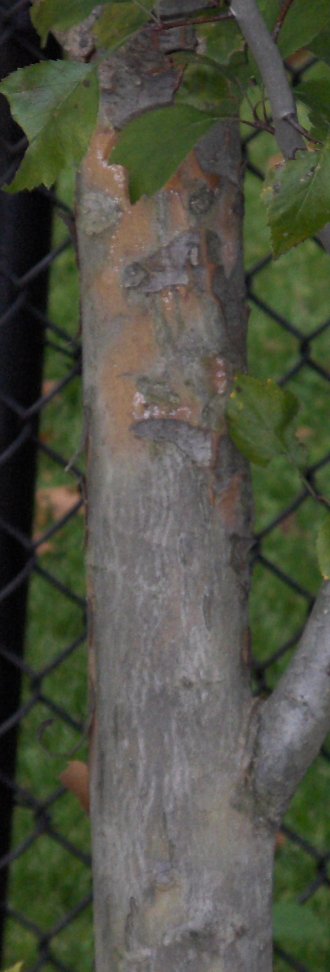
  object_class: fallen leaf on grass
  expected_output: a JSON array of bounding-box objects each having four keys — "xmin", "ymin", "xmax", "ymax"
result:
[
  {"xmin": 35, "ymin": 485, "xmax": 81, "ymax": 529},
  {"xmin": 34, "ymin": 538, "xmax": 55, "ymax": 557},
  {"xmin": 42, "ymin": 379, "xmax": 62, "ymax": 398},
  {"xmin": 296, "ymin": 425, "xmax": 313, "ymax": 442},
  {"xmin": 60, "ymin": 760, "xmax": 90, "ymax": 814},
  {"xmin": 279, "ymin": 513, "xmax": 298, "ymax": 535}
]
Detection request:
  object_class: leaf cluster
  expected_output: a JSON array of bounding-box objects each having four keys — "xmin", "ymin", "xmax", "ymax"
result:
[
  {"xmin": 0, "ymin": 0, "xmax": 329, "ymax": 254},
  {"xmin": 227, "ymin": 375, "xmax": 330, "ymax": 579}
]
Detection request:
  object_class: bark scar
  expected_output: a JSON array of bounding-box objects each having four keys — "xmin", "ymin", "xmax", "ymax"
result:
[
  {"xmin": 131, "ymin": 418, "xmax": 213, "ymax": 465},
  {"xmin": 123, "ymin": 232, "xmax": 200, "ymax": 293}
]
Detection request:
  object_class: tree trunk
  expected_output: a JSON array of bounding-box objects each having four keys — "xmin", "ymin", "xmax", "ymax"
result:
[
  {"xmin": 75, "ymin": 5, "xmax": 330, "ymax": 971},
  {"xmin": 78, "ymin": 117, "xmax": 277, "ymax": 969}
]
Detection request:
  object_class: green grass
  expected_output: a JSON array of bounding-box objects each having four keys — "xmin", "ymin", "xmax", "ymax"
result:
[
  {"xmin": 4, "ymin": 135, "xmax": 330, "ymax": 972},
  {"xmin": 4, "ymin": 169, "xmax": 92, "ymax": 972},
  {"xmin": 245, "ymin": 131, "xmax": 330, "ymax": 971},
  {"xmin": 246, "ymin": 132, "xmax": 329, "ymax": 693}
]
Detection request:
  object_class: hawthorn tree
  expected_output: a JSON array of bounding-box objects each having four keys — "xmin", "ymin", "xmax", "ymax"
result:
[{"xmin": 1, "ymin": 2, "xmax": 330, "ymax": 970}]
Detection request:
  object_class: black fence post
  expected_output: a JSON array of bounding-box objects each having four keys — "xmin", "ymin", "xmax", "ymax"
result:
[{"xmin": 0, "ymin": 1, "xmax": 58, "ymax": 955}]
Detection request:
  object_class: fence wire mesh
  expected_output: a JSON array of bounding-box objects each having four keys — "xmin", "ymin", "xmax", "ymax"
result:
[
  {"xmin": 243, "ymin": 128, "xmax": 330, "ymax": 970},
  {"xmin": 0, "ymin": 4, "xmax": 329, "ymax": 972}
]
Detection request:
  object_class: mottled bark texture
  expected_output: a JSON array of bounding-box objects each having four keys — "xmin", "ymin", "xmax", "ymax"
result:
[{"xmin": 74, "ymin": 4, "xmax": 330, "ymax": 971}]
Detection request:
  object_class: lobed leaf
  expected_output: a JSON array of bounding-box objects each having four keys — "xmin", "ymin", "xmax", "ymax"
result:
[
  {"xmin": 316, "ymin": 516, "xmax": 330, "ymax": 580},
  {"xmin": 0, "ymin": 60, "xmax": 98, "ymax": 192},
  {"xmin": 110, "ymin": 105, "xmax": 218, "ymax": 202},
  {"xmin": 263, "ymin": 142, "xmax": 330, "ymax": 256},
  {"xmin": 227, "ymin": 375, "xmax": 302, "ymax": 468}
]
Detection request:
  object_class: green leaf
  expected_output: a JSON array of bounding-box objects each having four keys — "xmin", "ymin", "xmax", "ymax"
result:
[
  {"xmin": 176, "ymin": 61, "xmax": 238, "ymax": 116},
  {"xmin": 110, "ymin": 105, "xmax": 218, "ymax": 202},
  {"xmin": 259, "ymin": 0, "xmax": 330, "ymax": 59},
  {"xmin": 308, "ymin": 26, "xmax": 330, "ymax": 64},
  {"xmin": 295, "ymin": 78, "xmax": 330, "ymax": 140},
  {"xmin": 226, "ymin": 50, "xmax": 258, "ymax": 95},
  {"xmin": 227, "ymin": 375, "xmax": 301, "ymax": 468},
  {"xmin": 173, "ymin": 49, "xmax": 251, "ymax": 106},
  {"xmin": 273, "ymin": 901, "xmax": 328, "ymax": 948},
  {"xmin": 258, "ymin": 0, "xmax": 281, "ymax": 33},
  {"xmin": 197, "ymin": 19, "xmax": 245, "ymax": 67},
  {"xmin": 31, "ymin": 0, "xmax": 99, "ymax": 45},
  {"xmin": 94, "ymin": 1, "xmax": 154, "ymax": 50},
  {"xmin": 264, "ymin": 141, "xmax": 330, "ymax": 256},
  {"xmin": 316, "ymin": 516, "xmax": 330, "ymax": 579},
  {"xmin": 31, "ymin": 0, "xmax": 144, "ymax": 46},
  {"xmin": 0, "ymin": 61, "xmax": 98, "ymax": 192},
  {"xmin": 277, "ymin": 0, "xmax": 330, "ymax": 59},
  {"xmin": 4, "ymin": 964, "xmax": 24, "ymax": 972}
]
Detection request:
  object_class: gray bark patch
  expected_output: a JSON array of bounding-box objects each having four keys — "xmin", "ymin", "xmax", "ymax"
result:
[
  {"xmin": 131, "ymin": 418, "xmax": 213, "ymax": 465},
  {"xmin": 123, "ymin": 233, "xmax": 200, "ymax": 294}
]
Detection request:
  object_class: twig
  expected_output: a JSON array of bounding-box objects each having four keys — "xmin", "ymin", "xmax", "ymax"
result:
[
  {"xmin": 273, "ymin": 0, "xmax": 296, "ymax": 43},
  {"xmin": 158, "ymin": 12, "xmax": 233, "ymax": 31},
  {"xmin": 230, "ymin": 0, "xmax": 304, "ymax": 159},
  {"xmin": 241, "ymin": 117, "xmax": 275, "ymax": 136},
  {"xmin": 229, "ymin": 0, "xmax": 330, "ymax": 254},
  {"xmin": 134, "ymin": 0, "xmax": 160, "ymax": 24},
  {"xmin": 288, "ymin": 116, "xmax": 323, "ymax": 146}
]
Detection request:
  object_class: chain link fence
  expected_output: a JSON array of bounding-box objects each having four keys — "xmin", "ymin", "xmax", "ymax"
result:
[
  {"xmin": 0, "ymin": 4, "xmax": 329, "ymax": 971},
  {"xmin": 243, "ymin": 125, "xmax": 330, "ymax": 970},
  {"xmin": 0, "ymin": 4, "xmax": 91, "ymax": 970}
]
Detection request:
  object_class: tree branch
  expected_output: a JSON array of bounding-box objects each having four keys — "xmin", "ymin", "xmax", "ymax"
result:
[
  {"xmin": 253, "ymin": 582, "xmax": 330, "ymax": 824},
  {"xmin": 230, "ymin": 0, "xmax": 330, "ymax": 254},
  {"xmin": 230, "ymin": 0, "xmax": 304, "ymax": 160},
  {"xmin": 272, "ymin": 0, "xmax": 295, "ymax": 44}
]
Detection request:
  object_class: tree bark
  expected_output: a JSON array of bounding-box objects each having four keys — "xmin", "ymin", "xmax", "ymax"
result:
[
  {"xmin": 74, "ymin": 4, "xmax": 330, "ymax": 970},
  {"xmin": 78, "ymin": 119, "xmax": 276, "ymax": 969}
]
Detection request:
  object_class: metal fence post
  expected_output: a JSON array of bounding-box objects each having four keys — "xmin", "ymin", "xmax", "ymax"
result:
[{"xmin": 0, "ymin": 1, "xmax": 58, "ymax": 953}]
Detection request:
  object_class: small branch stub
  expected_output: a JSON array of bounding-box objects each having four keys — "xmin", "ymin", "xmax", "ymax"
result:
[{"xmin": 254, "ymin": 583, "xmax": 330, "ymax": 823}]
